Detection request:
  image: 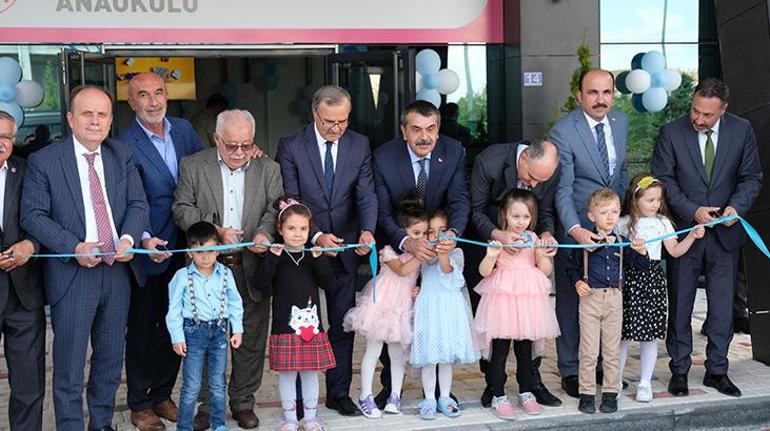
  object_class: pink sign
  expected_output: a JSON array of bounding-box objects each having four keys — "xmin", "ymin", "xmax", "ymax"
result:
[{"xmin": 0, "ymin": 0, "xmax": 503, "ymax": 44}]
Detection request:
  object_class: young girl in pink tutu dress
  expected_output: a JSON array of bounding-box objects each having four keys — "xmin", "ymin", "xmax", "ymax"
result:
[
  {"xmin": 343, "ymin": 193, "xmax": 428, "ymax": 418},
  {"xmin": 472, "ymin": 189, "xmax": 560, "ymax": 420}
]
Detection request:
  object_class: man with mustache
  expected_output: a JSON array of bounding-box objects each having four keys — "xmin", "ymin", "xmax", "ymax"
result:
[
  {"xmin": 172, "ymin": 109, "xmax": 283, "ymax": 430},
  {"xmin": 549, "ymin": 69, "xmax": 629, "ymax": 398},
  {"xmin": 651, "ymin": 78, "xmax": 761, "ymax": 398},
  {"xmin": 372, "ymin": 100, "xmax": 470, "ymax": 408},
  {"xmin": 120, "ymin": 72, "xmax": 203, "ymax": 431}
]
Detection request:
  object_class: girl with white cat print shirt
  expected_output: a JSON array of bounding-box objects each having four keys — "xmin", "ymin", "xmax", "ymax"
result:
[{"xmin": 253, "ymin": 196, "xmax": 336, "ymax": 431}]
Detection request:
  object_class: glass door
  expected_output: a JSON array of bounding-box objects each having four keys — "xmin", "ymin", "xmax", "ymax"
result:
[
  {"xmin": 325, "ymin": 49, "xmax": 413, "ymax": 148},
  {"xmin": 59, "ymin": 48, "xmax": 117, "ymax": 137}
]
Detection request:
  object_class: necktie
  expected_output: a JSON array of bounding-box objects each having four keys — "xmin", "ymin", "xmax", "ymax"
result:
[
  {"xmin": 416, "ymin": 158, "xmax": 428, "ymax": 197},
  {"xmin": 83, "ymin": 153, "xmax": 116, "ymax": 265},
  {"xmin": 594, "ymin": 122, "xmax": 610, "ymax": 177},
  {"xmin": 324, "ymin": 141, "xmax": 335, "ymax": 195},
  {"xmin": 704, "ymin": 129, "xmax": 715, "ymax": 183}
]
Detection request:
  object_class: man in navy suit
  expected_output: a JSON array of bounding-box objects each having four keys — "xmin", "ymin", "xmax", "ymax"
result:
[
  {"xmin": 651, "ymin": 78, "xmax": 761, "ymax": 398},
  {"xmin": 549, "ymin": 69, "xmax": 629, "ymax": 398},
  {"xmin": 276, "ymin": 85, "xmax": 377, "ymax": 416},
  {"xmin": 372, "ymin": 100, "xmax": 470, "ymax": 407},
  {"xmin": 0, "ymin": 111, "xmax": 45, "ymax": 431},
  {"xmin": 21, "ymin": 85, "xmax": 149, "ymax": 431},
  {"xmin": 119, "ymin": 72, "xmax": 203, "ymax": 431}
]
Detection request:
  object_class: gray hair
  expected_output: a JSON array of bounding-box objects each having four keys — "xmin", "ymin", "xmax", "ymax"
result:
[
  {"xmin": 0, "ymin": 111, "xmax": 17, "ymax": 134},
  {"xmin": 311, "ymin": 85, "xmax": 351, "ymax": 112},
  {"xmin": 524, "ymin": 138, "xmax": 559, "ymax": 161},
  {"xmin": 215, "ymin": 109, "xmax": 256, "ymax": 136}
]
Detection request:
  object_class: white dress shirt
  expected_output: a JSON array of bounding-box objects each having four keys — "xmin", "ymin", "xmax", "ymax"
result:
[
  {"xmin": 73, "ymin": 138, "xmax": 131, "ymax": 246},
  {"xmin": 0, "ymin": 162, "xmax": 7, "ymax": 230},
  {"xmin": 218, "ymin": 153, "xmax": 247, "ymax": 231},
  {"xmin": 697, "ymin": 118, "xmax": 720, "ymax": 164},
  {"xmin": 515, "ymin": 143, "xmax": 530, "ymax": 190},
  {"xmin": 583, "ymin": 111, "xmax": 617, "ymax": 177},
  {"xmin": 314, "ymin": 123, "xmax": 338, "ymax": 172},
  {"xmin": 406, "ymin": 143, "xmax": 431, "ymax": 184}
]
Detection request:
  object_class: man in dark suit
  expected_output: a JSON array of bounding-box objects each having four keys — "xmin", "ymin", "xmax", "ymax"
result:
[
  {"xmin": 119, "ymin": 72, "xmax": 203, "ymax": 431},
  {"xmin": 276, "ymin": 85, "xmax": 377, "ymax": 416},
  {"xmin": 549, "ymin": 69, "xmax": 629, "ymax": 397},
  {"xmin": 0, "ymin": 111, "xmax": 45, "ymax": 430},
  {"xmin": 372, "ymin": 100, "xmax": 471, "ymax": 406},
  {"xmin": 651, "ymin": 78, "xmax": 762, "ymax": 398},
  {"xmin": 21, "ymin": 85, "xmax": 149, "ymax": 431},
  {"xmin": 468, "ymin": 138, "xmax": 561, "ymax": 407}
]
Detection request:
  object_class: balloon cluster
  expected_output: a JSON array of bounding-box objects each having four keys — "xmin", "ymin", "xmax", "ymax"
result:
[
  {"xmin": 0, "ymin": 57, "xmax": 45, "ymax": 127},
  {"xmin": 616, "ymin": 51, "xmax": 681, "ymax": 113},
  {"xmin": 414, "ymin": 49, "xmax": 460, "ymax": 108}
]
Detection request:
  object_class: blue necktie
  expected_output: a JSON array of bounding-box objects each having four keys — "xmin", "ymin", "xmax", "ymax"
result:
[
  {"xmin": 595, "ymin": 123, "xmax": 610, "ymax": 177},
  {"xmin": 324, "ymin": 141, "xmax": 335, "ymax": 195},
  {"xmin": 416, "ymin": 158, "xmax": 428, "ymax": 197}
]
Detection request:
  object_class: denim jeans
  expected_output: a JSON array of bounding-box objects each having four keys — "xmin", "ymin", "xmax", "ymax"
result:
[{"xmin": 177, "ymin": 319, "xmax": 228, "ymax": 431}]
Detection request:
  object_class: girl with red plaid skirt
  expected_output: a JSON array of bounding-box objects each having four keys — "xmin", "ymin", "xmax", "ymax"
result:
[{"xmin": 254, "ymin": 197, "xmax": 336, "ymax": 431}]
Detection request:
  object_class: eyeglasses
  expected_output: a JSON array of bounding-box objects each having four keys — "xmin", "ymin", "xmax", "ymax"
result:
[
  {"xmin": 0, "ymin": 134, "xmax": 15, "ymax": 144},
  {"xmin": 318, "ymin": 118, "xmax": 349, "ymax": 129},
  {"xmin": 216, "ymin": 135, "xmax": 255, "ymax": 153}
]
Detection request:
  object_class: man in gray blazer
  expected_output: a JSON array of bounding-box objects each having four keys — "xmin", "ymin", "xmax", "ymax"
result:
[
  {"xmin": 172, "ymin": 109, "xmax": 283, "ymax": 430},
  {"xmin": 549, "ymin": 69, "xmax": 629, "ymax": 397}
]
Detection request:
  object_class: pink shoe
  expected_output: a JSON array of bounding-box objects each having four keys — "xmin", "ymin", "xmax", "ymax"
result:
[
  {"xmin": 300, "ymin": 418, "xmax": 326, "ymax": 431},
  {"xmin": 517, "ymin": 392, "xmax": 543, "ymax": 415},
  {"xmin": 491, "ymin": 395, "xmax": 517, "ymax": 420}
]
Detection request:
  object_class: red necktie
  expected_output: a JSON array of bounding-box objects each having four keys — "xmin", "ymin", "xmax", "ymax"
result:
[{"xmin": 83, "ymin": 153, "xmax": 116, "ymax": 265}]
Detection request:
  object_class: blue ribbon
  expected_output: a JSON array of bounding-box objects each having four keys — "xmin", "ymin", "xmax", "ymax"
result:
[{"xmin": 441, "ymin": 215, "xmax": 770, "ymax": 259}]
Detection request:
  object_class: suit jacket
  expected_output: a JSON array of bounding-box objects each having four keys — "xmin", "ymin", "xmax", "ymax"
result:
[
  {"xmin": 276, "ymin": 123, "xmax": 377, "ymax": 274},
  {"xmin": 550, "ymin": 108, "xmax": 629, "ymax": 240},
  {"xmin": 172, "ymin": 147, "xmax": 284, "ymax": 301},
  {"xmin": 373, "ymin": 135, "xmax": 470, "ymax": 250},
  {"xmin": 0, "ymin": 156, "xmax": 44, "ymax": 311},
  {"xmin": 20, "ymin": 137, "xmax": 149, "ymax": 306},
  {"xmin": 470, "ymin": 141, "xmax": 559, "ymax": 241},
  {"xmin": 118, "ymin": 117, "xmax": 203, "ymax": 278},
  {"xmin": 651, "ymin": 113, "xmax": 762, "ymax": 251}
]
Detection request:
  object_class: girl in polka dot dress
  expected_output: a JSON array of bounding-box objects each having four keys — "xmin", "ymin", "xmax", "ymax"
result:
[{"xmin": 617, "ymin": 174, "xmax": 705, "ymax": 403}]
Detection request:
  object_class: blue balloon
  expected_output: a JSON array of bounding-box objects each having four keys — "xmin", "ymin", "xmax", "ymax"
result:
[
  {"xmin": 416, "ymin": 88, "xmax": 441, "ymax": 108},
  {"xmin": 631, "ymin": 53, "xmax": 645, "ymax": 70},
  {"xmin": 642, "ymin": 87, "xmax": 668, "ymax": 112},
  {"xmin": 415, "ymin": 49, "xmax": 441, "ymax": 75},
  {"xmin": 0, "ymin": 57, "xmax": 22, "ymax": 85},
  {"xmin": 641, "ymin": 51, "xmax": 666, "ymax": 73},
  {"xmin": 0, "ymin": 101, "xmax": 24, "ymax": 126},
  {"xmin": 632, "ymin": 94, "xmax": 647, "ymax": 113},
  {"xmin": 651, "ymin": 70, "xmax": 668, "ymax": 88},
  {"xmin": 422, "ymin": 73, "xmax": 440, "ymax": 90},
  {"xmin": 0, "ymin": 83, "xmax": 16, "ymax": 102}
]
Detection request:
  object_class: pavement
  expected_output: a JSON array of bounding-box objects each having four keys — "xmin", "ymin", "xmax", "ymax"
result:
[{"xmin": 1, "ymin": 288, "xmax": 769, "ymax": 430}]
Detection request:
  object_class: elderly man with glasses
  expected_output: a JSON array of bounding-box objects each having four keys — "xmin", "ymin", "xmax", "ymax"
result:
[{"xmin": 173, "ymin": 109, "xmax": 284, "ymax": 430}]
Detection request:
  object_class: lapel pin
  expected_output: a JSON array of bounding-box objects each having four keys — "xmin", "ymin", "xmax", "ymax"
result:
[
  {"xmin": 438, "ymin": 157, "xmax": 443, "ymax": 163},
  {"xmin": 10, "ymin": 167, "xmax": 16, "ymax": 173}
]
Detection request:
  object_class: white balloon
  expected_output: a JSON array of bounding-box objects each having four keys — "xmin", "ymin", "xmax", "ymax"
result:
[
  {"xmin": 416, "ymin": 88, "xmax": 441, "ymax": 108},
  {"xmin": 415, "ymin": 71, "xmax": 423, "ymax": 92},
  {"xmin": 15, "ymin": 80, "xmax": 44, "ymax": 108},
  {"xmin": 662, "ymin": 69, "xmax": 682, "ymax": 92},
  {"xmin": 642, "ymin": 87, "xmax": 668, "ymax": 112},
  {"xmin": 437, "ymin": 69, "xmax": 460, "ymax": 95},
  {"xmin": 415, "ymin": 49, "xmax": 441, "ymax": 75},
  {"xmin": 625, "ymin": 69, "xmax": 651, "ymax": 94},
  {"xmin": 0, "ymin": 57, "xmax": 22, "ymax": 85}
]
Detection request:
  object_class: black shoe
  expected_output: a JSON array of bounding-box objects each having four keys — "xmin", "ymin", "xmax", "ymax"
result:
[
  {"xmin": 532, "ymin": 383, "xmax": 562, "ymax": 407},
  {"xmin": 193, "ymin": 410, "xmax": 209, "ymax": 431},
  {"xmin": 325, "ymin": 396, "xmax": 363, "ymax": 416},
  {"xmin": 596, "ymin": 369, "xmax": 604, "ymax": 386},
  {"xmin": 561, "ymin": 375, "xmax": 579, "ymax": 398},
  {"xmin": 734, "ymin": 318, "xmax": 750, "ymax": 334},
  {"xmin": 599, "ymin": 393, "xmax": 618, "ymax": 413},
  {"xmin": 578, "ymin": 394, "xmax": 595, "ymax": 414},
  {"xmin": 703, "ymin": 372, "xmax": 742, "ymax": 397},
  {"xmin": 374, "ymin": 386, "xmax": 390, "ymax": 410},
  {"xmin": 668, "ymin": 373, "xmax": 689, "ymax": 397},
  {"xmin": 481, "ymin": 386, "xmax": 493, "ymax": 408}
]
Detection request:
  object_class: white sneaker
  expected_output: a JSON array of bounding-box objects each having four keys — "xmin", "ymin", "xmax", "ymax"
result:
[{"xmin": 636, "ymin": 383, "xmax": 653, "ymax": 402}]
